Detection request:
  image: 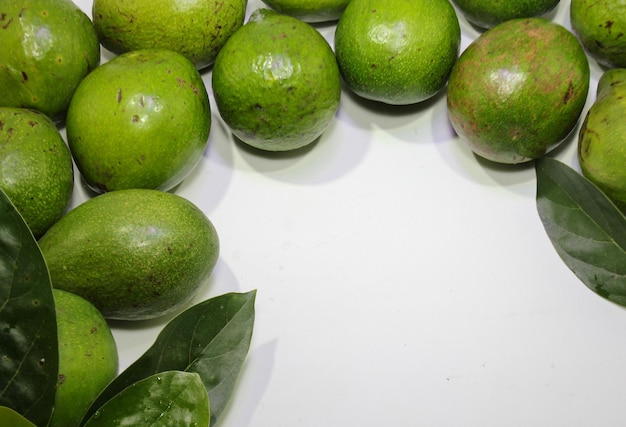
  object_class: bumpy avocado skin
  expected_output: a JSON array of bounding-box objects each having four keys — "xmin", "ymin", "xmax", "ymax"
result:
[
  {"xmin": 452, "ymin": 0, "xmax": 560, "ymax": 29},
  {"xmin": 578, "ymin": 68, "xmax": 626, "ymax": 212},
  {"xmin": 93, "ymin": 0, "xmax": 248, "ymax": 69},
  {"xmin": 447, "ymin": 18, "xmax": 590, "ymax": 164},
  {"xmin": 0, "ymin": 0, "xmax": 100, "ymax": 121},
  {"xmin": 212, "ymin": 9, "xmax": 341, "ymax": 151},
  {"xmin": 0, "ymin": 107, "xmax": 74, "ymax": 238},
  {"xmin": 38, "ymin": 189, "xmax": 220, "ymax": 320},
  {"xmin": 571, "ymin": 0, "xmax": 626, "ymax": 68}
]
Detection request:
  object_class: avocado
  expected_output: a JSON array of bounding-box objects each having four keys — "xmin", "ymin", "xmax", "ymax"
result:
[
  {"xmin": 65, "ymin": 49, "xmax": 211, "ymax": 193},
  {"xmin": 578, "ymin": 68, "xmax": 626, "ymax": 212},
  {"xmin": 452, "ymin": 0, "xmax": 560, "ymax": 29},
  {"xmin": 38, "ymin": 189, "xmax": 220, "ymax": 320},
  {"xmin": 93, "ymin": 0, "xmax": 248, "ymax": 69},
  {"xmin": 261, "ymin": 0, "xmax": 351, "ymax": 23},
  {"xmin": 0, "ymin": 107, "xmax": 74, "ymax": 238},
  {"xmin": 447, "ymin": 18, "xmax": 590, "ymax": 164},
  {"xmin": 0, "ymin": 0, "xmax": 100, "ymax": 121},
  {"xmin": 571, "ymin": 0, "xmax": 626, "ymax": 68},
  {"xmin": 50, "ymin": 289, "xmax": 118, "ymax": 427}
]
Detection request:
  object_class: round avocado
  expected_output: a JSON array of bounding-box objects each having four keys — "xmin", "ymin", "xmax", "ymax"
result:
[
  {"xmin": 334, "ymin": 0, "xmax": 461, "ymax": 105},
  {"xmin": 0, "ymin": 0, "xmax": 100, "ymax": 121},
  {"xmin": 93, "ymin": 0, "xmax": 248, "ymax": 69},
  {"xmin": 66, "ymin": 49, "xmax": 211, "ymax": 193},
  {"xmin": 447, "ymin": 18, "xmax": 590, "ymax": 164},
  {"xmin": 212, "ymin": 8, "xmax": 341, "ymax": 151}
]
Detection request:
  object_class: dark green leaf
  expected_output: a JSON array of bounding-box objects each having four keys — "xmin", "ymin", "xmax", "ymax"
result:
[
  {"xmin": 84, "ymin": 290, "xmax": 256, "ymax": 426},
  {"xmin": 0, "ymin": 188, "xmax": 58, "ymax": 426},
  {"xmin": 0, "ymin": 406, "xmax": 37, "ymax": 427},
  {"xmin": 535, "ymin": 157, "xmax": 626, "ymax": 305},
  {"xmin": 83, "ymin": 371, "xmax": 210, "ymax": 427}
]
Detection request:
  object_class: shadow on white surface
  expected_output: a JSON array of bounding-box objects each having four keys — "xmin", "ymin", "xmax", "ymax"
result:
[{"xmin": 218, "ymin": 339, "xmax": 277, "ymax": 426}]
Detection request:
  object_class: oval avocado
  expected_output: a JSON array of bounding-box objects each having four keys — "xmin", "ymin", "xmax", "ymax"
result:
[
  {"xmin": 578, "ymin": 68, "xmax": 626, "ymax": 212},
  {"xmin": 571, "ymin": 0, "xmax": 626, "ymax": 68},
  {"xmin": 50, "ymin": 289, "xmax": 118, "ymax": 427},
  {"xmin": 38, "ymin": 189, "xmax": 220, "ymax": 320},
  {"xmin": 0, "ymin": 107, "xmax": 74, "ymax": 238}
]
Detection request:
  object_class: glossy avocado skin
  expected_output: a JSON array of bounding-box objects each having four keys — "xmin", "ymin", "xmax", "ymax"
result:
[
  {"xmin": 578, "ymin": 68, "xmax": 626, "ymax": 212},
  {"xmin": 66, "ymin": 49, "xmax": 211, "ymax": 193},
  {"xmin": 38, "ymin": 189, "xmax": 220, "ymax": 321},
  {"xmin": 447, "ymin": 18, "xmax": 590, "ymax": 164},
  {"xmin": 0, "ymin": 0, "xmax": 100, "ymax": 121}
]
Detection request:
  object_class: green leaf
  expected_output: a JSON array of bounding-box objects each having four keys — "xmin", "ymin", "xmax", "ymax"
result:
[
  {"xmin": 535, "ymin": 157, "xmax": 626, "ymax": 305},
  {"xmin": 83, "ymin": 371, "xmax": 210, "ymax": 427},
  {"xmin": 0, "ymin": 188, "xmax": 58, "ymax": 426},
  {"xmin": 84, "ymin": 290, "xmax": 256, "ymax": 426},
  {"xmin": 0, "ymin": 406, "xmax": 37, "ymax": 427}
]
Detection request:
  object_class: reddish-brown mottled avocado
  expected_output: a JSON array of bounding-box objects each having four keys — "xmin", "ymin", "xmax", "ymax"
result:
[{"xmin": 447, "ymin": 18, "xmax": 590, "ymax": 164}]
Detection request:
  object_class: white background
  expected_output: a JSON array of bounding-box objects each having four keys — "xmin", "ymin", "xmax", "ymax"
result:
[{"xmin": 67, "ymin": 0, "xmax": 626, "ymax": 426}]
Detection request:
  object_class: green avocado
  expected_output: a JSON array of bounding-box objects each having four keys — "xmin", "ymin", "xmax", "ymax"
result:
[
  {"xmin": 447, "ymin": 18, "xmax": 590, "ymax": 164},
  {"xmin": 571, "ymin": 0, "xmax": 626, "ymax": 68},
  {"xmin": 261, "ymin": 0, "xmax": 351, "ymax": 22},
  {"xmin": 50, "ymin": 289, "xmax": 118, "ymax": 427},
  {"xmin": 578, "ymin": 68, "xmax": 626, "ymax": 212},
  {"xmin": 93, "ymin": 0, "xmax": 248, "ymax": 69},
  {"xmin": 66, "ymin": 49, "xmax": 211, "ymax": 193},
  {"xmin": 212, "ymin": 8, "xmax": 341, "ymax": 151},
  {"xmin": 38, "ymin": 189, "xmax": 220, "ymax": 320},
  {"xmin": 0, "ymin": 107, "xmax": 74, "ymax": 238},
  {"xmin": 452, "ymin": 0, "xmax": 560, "ymax": 29},
  {"xmin": 0, "ymin": 0, "xmax": 100, "ymax": 121}
]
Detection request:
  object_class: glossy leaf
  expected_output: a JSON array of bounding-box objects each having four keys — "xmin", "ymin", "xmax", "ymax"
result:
[
  {"xmin": 84, "ymin": 290, "xmax": 256, "ymax": 426},
  {"xmin": 0, "ymin": 188, "xmax": 58, "ymax": 426},
  {"xmin": 83, "ymin": 371, "xmax": 210, "ymax": 427},
  {"xmin": 535, "ymin": 157, "xmax": 626, "ymax": 305},
  {"xmin": 0, "ymin": 406, "xmax": 37, "ymax": 427}
]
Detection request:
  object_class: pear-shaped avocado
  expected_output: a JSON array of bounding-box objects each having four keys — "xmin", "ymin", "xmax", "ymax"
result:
[
  {"xmin": 38, "ymin": 189, "xmax": 220, "ymax": 320},
  {"xmin": 0, "ymin": 0, "xmax": 100, "ymax": 121},
  {"xmin": 578, "ymin": 68, "xmax": 626, "ymax": 212}
]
